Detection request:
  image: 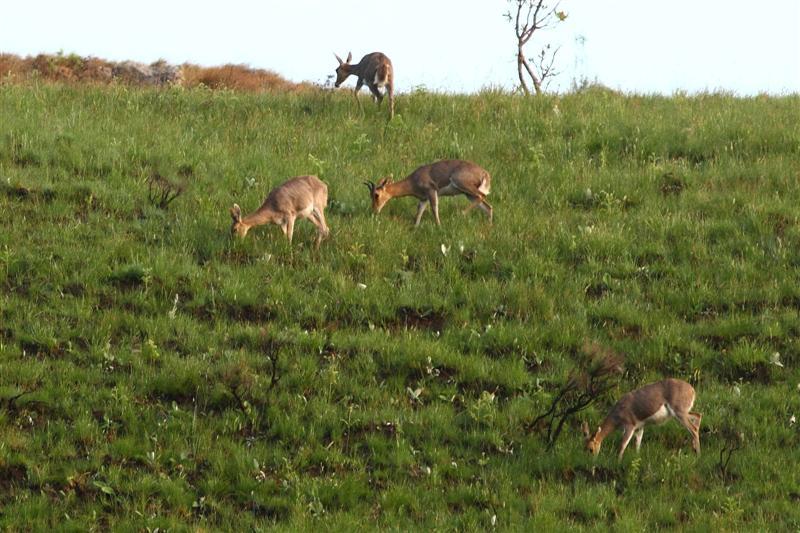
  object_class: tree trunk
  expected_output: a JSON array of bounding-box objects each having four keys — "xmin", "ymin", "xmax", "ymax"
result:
[
  {"xmin": 517, "ymin": 48, "xmax": 530, "ymax": 95},
  {"xmin": 521, "ymin": 55, "xmax": 542, "ymax": 95},
  {"xmin": 517, "ymin": 45, "xmax": 542, "ymax": 96}
]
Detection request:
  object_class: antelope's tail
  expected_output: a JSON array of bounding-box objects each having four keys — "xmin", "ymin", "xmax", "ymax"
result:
[
  {"xmin": 478, "ymin": 175, "xmax": 491, "ymax": 196},
  {"xmin": 376, "ymin": 63, "xmax": 390, "ymax": 86}
]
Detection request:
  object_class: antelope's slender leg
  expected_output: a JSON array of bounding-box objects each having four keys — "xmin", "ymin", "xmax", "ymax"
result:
[
  {"xmin": 315, "ymin": 208, "xmax": 329, "ymax": 237},
  {"xmin": 285, "ymin": 215, "xmax": 296, "ymax": 245},
  {"xmin": 689, "ymin": 411, "xmax": 702, "ymax": 430},
  {"xmin": 353, "ymin": 80, "xmax": 364, "ymax": 113},
  {"xmin": 367, "ymin": 83, "xmax": 383, "ymax": 104},
  {"xmin": 428, "ymin": 190, "xmax": 441, "ymax": 226},
  {"xmin": 414, "ymin": 200, "xmax": 428, "ymax": 226},
  {"xmin": 462, "ymin": 196, "xmax": 484, "ymax": 215},
  {"xmin": 634, "ymin": 428, "xmax": 645, "ymax": 452},
  {"xmin": 309, "ymin": 208, "xmax": 329, "ymax": 248},
  {"xmin": 618, "ymin": 426, "xmax": 636, "ymax": 460},
  {"xmin": 675, "ymin": 412, "xmax": 701, "ymax": 455},
  {"xmin": 480, "ymin": 198, "xmax": 493, "ymax": 224}
]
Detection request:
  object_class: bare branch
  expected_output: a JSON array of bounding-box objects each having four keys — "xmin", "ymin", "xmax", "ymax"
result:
[
  {"xmin": 0, "ymin": 389, "xmax": 34, "ymax": 409},
  {"xmin": 147, "ymin": 172, "xmax": 186, "ymax": 210},
  {"xmin": 539, "ymin": 46, "xmax": 561, "ymax": 77},
  {"xmin": 514, "ymin": 1, "xmax": 525, "ymax": 40},
  {"xmin": 508, "ymin": 0, "xmax": 564, "ymax": 95},
  {"xmin": 528, "ymin": 342, "xmax": 624, "ymax": 450}
]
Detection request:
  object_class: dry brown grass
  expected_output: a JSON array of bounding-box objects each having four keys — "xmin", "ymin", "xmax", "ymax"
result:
[
  {"xmin": 0, "ymin": 54, "xmax": 33, "ymax": 81},
  {"xmin": 181, "ymin": 63, "xmax": 314, "ymax": 93},
  {"xmin": 0, "ymin": 52, "xmax": 312, "ymax": 92}
]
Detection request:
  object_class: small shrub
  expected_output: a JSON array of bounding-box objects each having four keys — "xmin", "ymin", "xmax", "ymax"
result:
[
  {"xmin": 147, "ymin": 172, "xmax": 186, "ymax": 209},
  {"xmin": 530, "ymin": 341, "xmax": 624, "ymax": 449},
  {"xmin": 106, "ymin": 264, "xmax": 151, "ymax": 290}
]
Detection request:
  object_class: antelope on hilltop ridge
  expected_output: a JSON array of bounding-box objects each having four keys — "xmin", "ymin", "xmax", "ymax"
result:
[{"xmin": 334, "ymin": 51, "xmax": 394, "ymax": 119}]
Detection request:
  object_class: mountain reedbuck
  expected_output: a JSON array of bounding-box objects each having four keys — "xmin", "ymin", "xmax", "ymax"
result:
[
  {"xmin": 582, "ymin": 379, "xmax": 702, "ymax": 460},
  {"xmin": 334, "ymin": 51, "xmax": 394, "ymax": 119},
  {"xmin": 230, "ymin": 175, "xmax": 329, "ymax": 248},
  {"xmin": 364, "ymin": 159, "xmax": 493, "ymax": 226}
]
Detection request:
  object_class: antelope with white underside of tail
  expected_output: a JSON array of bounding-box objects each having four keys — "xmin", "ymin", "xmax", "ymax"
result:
[
  {"xmin": 582, "ymin": 378, "xmax": 702, "ymax": 461},
  {"xmin": 230, "ymin": 175, "xmax": 329, "ymax": 248},
  {"xmin": 364, "ymin": 159, "xmax": 493, "ymax": 226},
  {"xmin": 334, "ymin": 51, "xmax": 394, "ymax": 119}
]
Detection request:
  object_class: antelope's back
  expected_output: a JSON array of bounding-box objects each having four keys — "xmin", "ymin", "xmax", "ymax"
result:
[
  {"xmin": 268, "ymin": 175, "xmax": 326, "ymax": 211},
  {"xmin": 425, "ymin": 159, "xmax": 490, "ymax": 188},
  {"xmin": 362, "ymin": 52, "xmax": 392, "ymax": 78},
  {"xmin": 362, "ymin": 52, "xmax": 391, "ymax": 66},
  {"xmin": 661, "ymin": 378, "xmax": 696, "ymax": 406}
]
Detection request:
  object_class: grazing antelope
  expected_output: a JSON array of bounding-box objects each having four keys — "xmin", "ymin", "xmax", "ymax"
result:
[
  {"xmin": 364, "ymin": 159, "xmax": 493, "ymax": 226},
  {"xmin": 230, "ymin": 175, "xmax": 329, "ymax": 248},
  {"xmin": 582, "ymin": 379, "xmax": 702, "ymax": 460},
  {"xmin": 334, "ymin": 51, "xmax": 394, "ymax": 119}
]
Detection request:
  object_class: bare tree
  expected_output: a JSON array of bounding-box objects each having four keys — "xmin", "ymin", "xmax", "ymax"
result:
[
  {"xmin": 529, "ymin": 342, "xmax": 624, "ymax": 450},
  {"xmin": 506, "ymin": 0, "xmax": 567, "ymax": 95}
]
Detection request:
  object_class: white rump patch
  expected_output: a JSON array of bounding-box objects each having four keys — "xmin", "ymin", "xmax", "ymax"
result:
[
  {"xmin": 298, "ymin": 204, "xmax": 314, "ymax": 218},
  {"xmin": 478, "ymin": 177, "xmax": 491, "ymax": 196},
  {"xmin": 374, "ymin": 71, "xmax": 386, "ymax": 87},
  {"xmin": 643, "ymin": 404, "xmax": 672, "ymax": 425}
]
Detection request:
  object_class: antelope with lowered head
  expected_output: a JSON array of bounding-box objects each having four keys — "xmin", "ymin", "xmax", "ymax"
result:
[
  {"xmin": 365, "ymin": 159, "xmax": 493, "ymax": 226},
  {"xmin": 334, "ymin": 51, "xmax": 394, "ymax": 118},
  {"xmin": 230, "ymin": 175, "xmax": 329, "ymax": 248},
  {"xmin": 582, "ymin": 378, "xmax": 702, "ymax": 461}
]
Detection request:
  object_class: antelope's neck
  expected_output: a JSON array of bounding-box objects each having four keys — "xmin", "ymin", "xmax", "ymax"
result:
[
  {"xmin": 385, "ymin": 179, "xmax": 417, "ymax": 199},
  {"xmin": 346, "ymin": 63, "xmax": 361, "ymax": 78},
  {"xmin": 242, "ymin": 205, "xmax": 277, "ymax": 227},
  {"xmin": 595, "ymin": 416, "xmax": 618, "ymax": 443}
]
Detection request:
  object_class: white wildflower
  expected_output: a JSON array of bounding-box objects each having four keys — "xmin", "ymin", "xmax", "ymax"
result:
[{"xmin": 168, "ymin": 293, "xmax": 179, "ymax": 319}]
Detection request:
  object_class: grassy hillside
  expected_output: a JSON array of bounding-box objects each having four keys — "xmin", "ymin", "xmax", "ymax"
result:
[{"xmin": 1, "ymin": 82, "xmax": 799, "ymax": 530}]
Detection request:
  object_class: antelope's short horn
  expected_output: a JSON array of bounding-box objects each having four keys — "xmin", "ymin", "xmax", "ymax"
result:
[{"xmin": 363, "ymin": 181, "xmax": 375, "ymax": 192}]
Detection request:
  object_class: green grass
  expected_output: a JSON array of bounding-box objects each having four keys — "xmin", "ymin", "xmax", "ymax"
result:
[{"xmin": 1, "ymin": 82, "xmax": 800, "ymax": 530}]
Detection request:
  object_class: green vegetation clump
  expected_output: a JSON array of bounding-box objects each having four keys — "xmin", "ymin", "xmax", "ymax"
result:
[{"xmin": 1, "ymin": 83, "xmax": 799, "ymax": 530}]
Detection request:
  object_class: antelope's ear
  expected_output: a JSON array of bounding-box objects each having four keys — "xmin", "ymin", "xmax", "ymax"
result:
[
  {"xmin": 581, "ymin": 421, "xmax": 590, "ymax": 438},
  {"xmin": 334, "ymin": 53, "xmax": 344, "ymax": 65},
  {"xmin": 346, "ymin": 51, "xmax": 352, "ymax": 64},
  {"xmin": 230, "ymin": 203, "xmax": 242, "ymax": 222}
]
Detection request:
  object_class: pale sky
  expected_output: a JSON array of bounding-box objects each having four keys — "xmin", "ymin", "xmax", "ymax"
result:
[{"xmin": 1, "ymin": 0, "xmax": 798, "ymax": 94}]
